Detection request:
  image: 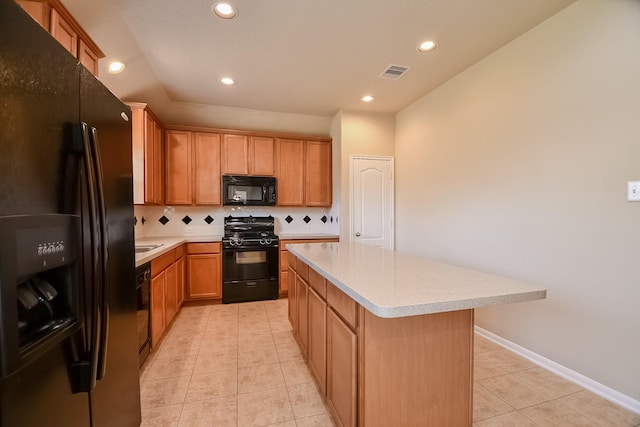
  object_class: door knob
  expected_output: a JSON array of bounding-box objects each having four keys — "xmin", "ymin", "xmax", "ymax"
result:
[{"xmin": 355, "ymin": 232, "xmax": 361, "ymax": 237}]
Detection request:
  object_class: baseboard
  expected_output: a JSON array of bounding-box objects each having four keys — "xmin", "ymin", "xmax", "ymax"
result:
[{"xmin": 474, "ymin": 326, "xmax": 640, "ymax": 416}]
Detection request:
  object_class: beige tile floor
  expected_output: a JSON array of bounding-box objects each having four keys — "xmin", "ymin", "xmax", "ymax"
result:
[{"xmin": 139, "ymin": 299, "xmax": 640, "ymax": 427}]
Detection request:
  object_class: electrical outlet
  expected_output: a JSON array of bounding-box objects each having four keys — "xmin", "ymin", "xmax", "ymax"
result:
[
  {"xmin": 185, "ymin": 226, "xmax": 194, "ymax": 234},
  {"xmin": 628, "ymin": 181, "xmax": 640, "ymax": 202}
]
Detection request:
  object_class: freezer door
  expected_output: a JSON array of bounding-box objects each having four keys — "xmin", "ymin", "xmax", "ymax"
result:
[
  {"xmin": 80, "ymin": 67, "xmax": 141, "ymax": 427},
  {"xmin": 0, "ymin": 1, "xmax": 90, "ymax": 426}
]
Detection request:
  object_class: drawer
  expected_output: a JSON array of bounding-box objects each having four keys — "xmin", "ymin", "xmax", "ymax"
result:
[
  {"xmin": 287, "ymin": 252, "xmax": 297, "ymax": 273},
  {"xmin": 308, "ymin": 267, "xmax": 326, "ymax": 300},
  {"xmin": 327, "ymin": 281, "xmax": 358, "ymax": 330},
  {"xmin": 296, "ymin": 258, "xmax": 309, "ymax": 282},
  {"xmin": 151, "ymin": 249, "xmax": 175, "ymax": 276},
  {"xmin": 280, "ymin": 250, "xmax": 289, "ymax": 272},
  {"xmin": 187, "ymin": 242, "xmax": 221, "ymax": 254}
]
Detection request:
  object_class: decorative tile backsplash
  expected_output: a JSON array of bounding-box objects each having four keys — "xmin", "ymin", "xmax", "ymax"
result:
[{"xmin": 134, "ymin": 205, "xmax": 339, "ymax": 238}]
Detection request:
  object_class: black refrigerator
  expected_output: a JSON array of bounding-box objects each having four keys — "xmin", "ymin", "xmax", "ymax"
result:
[{"xmin": 0, "ymin": 0, "xmax": 142, "ymax": 426}]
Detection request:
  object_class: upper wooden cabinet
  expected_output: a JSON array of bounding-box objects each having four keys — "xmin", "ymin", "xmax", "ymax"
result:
[
  {"xmin": 249, "ymin": 136, "xmax": 275, "ymax": 176},
  {"xmin": 221, "ymin": 134, "xmax": 248, "ymax": 175},
  {"xmin": 221, "ymin": 134, "xmax": 275, "ymax": 176},
  {"xmin": 16, "ymin": 0, "xmax": 105, "ymax": 76},
  {"xmin": 276, "ymin": 139, "xmax": 305, "ymax": 206},
  {"xmin": 276, "ymin": 138, "xmax": 332, "ymax": 207},
  {"xmin": 305, "ymin": 140, "xmax": 332, "ymax": 206},
  {"xmin": 165, "ymin": 129, "xmax": 221, "ymax": 205},
  {"xmin": 129, "ymin": 103, "xmax": 164, "ymax": 205},
  {"xmin": 165, "ymin": 130, "xmax": 192, "ymax": 205}
]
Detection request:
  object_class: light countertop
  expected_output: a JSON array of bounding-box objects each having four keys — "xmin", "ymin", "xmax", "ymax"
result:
[
  {"xmin": 135, "ymin": 235, "xmax": 222, "ymax": 267},
  {"xmin": 286, "ymin": 242, "xmax": 546, "ymax": 318}
]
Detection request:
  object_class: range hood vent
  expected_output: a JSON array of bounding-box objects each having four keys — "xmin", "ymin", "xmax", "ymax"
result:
[{"xmin": 378, "ymin": 64, "xmax": 411, "ymax": 80}]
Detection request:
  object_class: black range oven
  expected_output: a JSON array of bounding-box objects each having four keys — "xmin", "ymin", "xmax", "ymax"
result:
[{"xmin": 222, "ymin": 216, "xmax": 279, "ymax": 304}]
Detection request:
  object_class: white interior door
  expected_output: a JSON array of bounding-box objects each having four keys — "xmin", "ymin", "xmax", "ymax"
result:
[{"xmin": 350, "ymin": 156, "xmax": 394, "ymax": 249}]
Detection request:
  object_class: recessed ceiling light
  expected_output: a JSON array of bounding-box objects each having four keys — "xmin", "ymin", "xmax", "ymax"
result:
[
  {"xmin": 417, "ymin": 40, "xmax": 438, "ymax": 52},
  {"xmin": 108, "ymin": 61, "xmax": 125, "ymax": 74},
  {"xmin": 220, "ymin": 77, "xmax": 235, "ymax": 86},
  {"xmin": 212, "ymin": 2, "xmax": 237, "ymax": 19},
  {"xmin": 361, "ymin": 95, "xmax": 374, "ymax": 103}
]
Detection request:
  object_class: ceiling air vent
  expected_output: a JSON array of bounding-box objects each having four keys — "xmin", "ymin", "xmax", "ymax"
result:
[{"xmin": 378, "ymin": 64, "xmax": 411, "ymax": 80}]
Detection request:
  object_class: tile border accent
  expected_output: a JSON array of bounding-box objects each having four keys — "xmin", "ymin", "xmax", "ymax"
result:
[{"xmin": 474, "ymin": 326, "xmax": 640, "ymax": 416}]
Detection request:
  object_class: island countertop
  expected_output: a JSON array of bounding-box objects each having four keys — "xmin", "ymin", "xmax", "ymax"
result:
[{"xmin": 286, "ymin": 242, "xmax": 546, "ymax": 318}]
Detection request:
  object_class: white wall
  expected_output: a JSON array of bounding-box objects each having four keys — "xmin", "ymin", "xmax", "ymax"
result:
[
  {"xmin": 337, "ymin": 111, "xmax": 395, "ymax": 240},
  {"xmin": 395, "ymin": 0, "xmax": 640, "ymax": 401}
]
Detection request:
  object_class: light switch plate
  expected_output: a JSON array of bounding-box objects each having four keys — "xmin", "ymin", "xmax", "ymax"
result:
[{"xmin": 627, "ymin": 181, "xmax": 640, "ymax": 201}]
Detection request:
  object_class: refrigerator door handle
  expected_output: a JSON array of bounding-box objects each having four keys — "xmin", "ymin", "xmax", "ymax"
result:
[
  {"xmin": 89, "ymin": 126, "xmax": 110, "ymax": 381},
  {"xmin": 81, "ymin": 123, "xmax": 103, "ymax": 391}
]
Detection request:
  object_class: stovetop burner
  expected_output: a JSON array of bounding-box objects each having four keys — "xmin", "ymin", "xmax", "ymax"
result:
[{"xmin": 223, "ymin": 216, "xmax": 278, "ymax": 247}]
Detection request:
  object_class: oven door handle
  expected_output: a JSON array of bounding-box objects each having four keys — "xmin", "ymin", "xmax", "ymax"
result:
[{"xmin": 246, "ymin": 282, "xmax": 257, "ymax": 288}]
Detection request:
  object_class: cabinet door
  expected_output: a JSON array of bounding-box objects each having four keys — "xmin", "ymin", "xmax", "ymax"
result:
[
  {"xmin": 194, "ymin": 132, "xmax": 221, "ymax": 205},
  {"xmin": 150, "ymin": 272, "xmax": 166, "ymax": 348},
  {"xmin": 50, "ymin": 8, "xmax": 77, "ymax": 56},
  {"xmin": 152, "ymin": 120, "xmax": 164, "ymax": 204},
  {"xmin": 296, "ymin": 275, "xmax": 309, "ymax": 359},
  {"xmin": 176, "ymin": 257, "xmax": 185, "ymax": 307},
  {"xmin": 327, "ymin": 308, "xmax": 358, "ymax": 427},
  {"xmin": 280, "ymin": 269, "xmax": 289, "ymax": 294},
  {"xmin": 249, "ymin": 136, "xmax": 275, "ymax": 176},
  {"xmin": 165, "ymin": 130, "xmax": 192, "ymax": 205},
  {"xmin": 308, "ymin": 288, "xmax": 327, "ymax": 395},
  {"xmin": 276, "ymin": 139, "xmax": 304, "ymax": 206},
  {"xmin": 305, "ymin": 140, "xmax": 332, "ymax": 206},
  {"xmin": 78, "ymin": 39, "xmax": 99, "ymax": 76},
  {"xmin": 187, "ymin": 253, "xmax": 221, "ymax": 299},
  {"xmin": 164, "ymin": 262, "xmax": 178, "ymax": 326},
  {"xmin": 288, "ymin": 267, "xmax": 297, "ymax": 329},
  {"xmin": 221, "ymin": 134, "xmax": 248, "ymax": 175},
  {"xmin": 16, "ymin": 0, "xmax": 51, "ymax": 30}
]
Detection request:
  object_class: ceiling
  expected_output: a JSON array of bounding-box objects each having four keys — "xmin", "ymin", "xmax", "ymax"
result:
[{"xmin": 61, "ymin": 0, "xmax": 576, "ymax": 118}]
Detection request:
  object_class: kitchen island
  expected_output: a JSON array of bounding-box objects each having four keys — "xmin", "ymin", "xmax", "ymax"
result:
[{"xmin": 286, "ymin": 242, "xmax": 546, "ymax": 427}]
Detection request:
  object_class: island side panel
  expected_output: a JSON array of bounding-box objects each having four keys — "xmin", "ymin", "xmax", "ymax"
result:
[{"xmin": 359, "ymin": 308, "xmax": 474, "ymax": 427}]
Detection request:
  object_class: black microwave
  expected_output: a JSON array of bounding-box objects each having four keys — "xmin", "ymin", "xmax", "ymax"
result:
[{"xmin": 222, "ymin": 175, "xmax": 277, "ymax": 206}]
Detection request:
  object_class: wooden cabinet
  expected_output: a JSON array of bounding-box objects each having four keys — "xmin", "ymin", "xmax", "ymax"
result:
[
  {"xmin": 165, "ymin": 130, "xmax": 221, "ymax": 206},
  {"xmin": 249, "ymin": 136, "xmax": 275, "ymax": 176},
  {"xmin": 186, "ymin": 243, "xmax": 222, "ymax": 300},
  {"xmin": 221, "ymin": 134, "xmax": 275, "ymax": 176},
  {"xmin": 221, "ymin": 134, "xmax": 249, "ymax": 175},
  {"xmin": 288, "ymin": 266, "xmax": 297, "ymax": 327},
  {"xmin": 150, "ymin": 246, "xmax": 185, "ymax": 348},
  {"xmin": 276, "ymin": 138, "xmax": 332, "ymax": 207},
  {"xmin": 276, "ymin": 139, "xmax": 305, "ymax": 206},
  {"xmin": 50, "ymin": 8, "xmax": 77, "ymax": 56},
  {"xmin": 150, "ymin": 272, "xmax": 165, "ymax": 348},
  {"xmin": 308, "ymin": 287, "xmax": 327, "ymax": 395},
  {"xmin": 165, "ymin": 130, "xmax": 192, "ymax": 205},
  {"xmin": 290, "ymin": 256, "xmax": 474, "ymax": 426},
  {"xmin": 296, "ymin": 274, "xmax": 309, "ymax": 359},
  {"xmin": 327, "ymin": 307, "xmax": 358, "ymax": 427},
  {"xmin": 194, "ymin": 132, "xmax": 222, "ymax": 204},
  {"xmin": 16, "ymin": 0, "xmax": 104, "ymax": 76},
  {"xmin": 129, "ymin": 103, "xmax": 164, "ymax": 205},
  {"xmin": 305, "ymin": 140, "xmax": 332, "ymax": 206}
]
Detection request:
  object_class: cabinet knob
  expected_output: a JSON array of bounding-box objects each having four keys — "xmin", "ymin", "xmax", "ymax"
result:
[{"xmin": 355, "ymin": 232, "xmax": 361, "ymax": 237}]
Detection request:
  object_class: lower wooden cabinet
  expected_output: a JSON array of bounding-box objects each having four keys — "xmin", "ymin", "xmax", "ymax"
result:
[
  {"xmin": 149, "ymin": 245, "xmax": 185, "ymax": 348},
  {"xmin": 327, "ymin": 308, "xmax": 358, "ymax": 427},
  {"xmin": 295, "ymin": 274, "xmax": 309, "ymax": 358},
  {"xmin": 308, "ymin": 287, "xmax": 327, "ymax": 394},
  {"xmin": 287, "ymin": 266, "xmax": 297, "ymax": 328},
  {"xmin": 150, "ymin": 272, "xmax": 165, "ymax": 348},
  {"xmin": 186, "ymin": 243, "xmax": 221, "ymax": 300}
]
